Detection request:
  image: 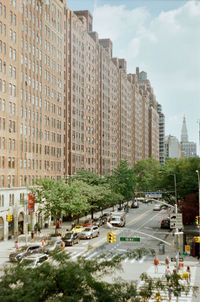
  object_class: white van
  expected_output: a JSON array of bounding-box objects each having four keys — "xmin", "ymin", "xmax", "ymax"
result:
[{"xmin": 110, "ymin": 211, "xmax": 126, "ymax": 227}]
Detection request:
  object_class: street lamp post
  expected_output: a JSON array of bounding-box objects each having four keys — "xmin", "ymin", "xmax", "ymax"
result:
[
  {"xmin": 195, "ymin": 170, "xmax": 200, "ymax": 238},
  {"xmin": 173, "ymin": 174, "xmax": 180, "ymax": 273}
]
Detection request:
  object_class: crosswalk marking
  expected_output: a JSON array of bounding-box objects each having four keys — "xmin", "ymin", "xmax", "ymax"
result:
[{"xmin": 144, "ymin": 264, "xmax": 196, "ymax": 302}]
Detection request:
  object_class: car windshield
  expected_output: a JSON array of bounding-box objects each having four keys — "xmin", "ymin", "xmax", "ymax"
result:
[
  {"xmin": 64, "ymin": 233, "xmax": 72, "ymax": 239},
  {"xmin": 111, "ymin": 217, "xmax": 120, "ymax": 221},
  {"xmin": 84, "ymin": 227, "xmax": 92, "ymax": 232},
  {"xmin": 21, "ymin": 259, "xmax": 35, "ymax": 266},
  {"xmin": 17, "ymin": 246, "xmax": 28, "ymax": 252}
]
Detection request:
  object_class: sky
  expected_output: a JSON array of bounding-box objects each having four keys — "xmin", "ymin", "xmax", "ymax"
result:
[{"xmin": 67, "ymin": 0, "xmax": 200, "ymax": 153}]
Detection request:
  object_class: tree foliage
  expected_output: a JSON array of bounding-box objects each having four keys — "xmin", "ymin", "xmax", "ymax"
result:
[
  {"xmin": 31, "ymin": 178, "xmax": 70, "ymax": 222},
  {"xmin": 70, "ymin": 169, "xmax": 106, "ymax": 186},
  {"xmin": 133, "ymin": 158, "xmax": 161, "ymax": 192},
  {"xmin": 0, "ymin": 250, "xmax": 198, "ymax": 302},
  {"xmin": 108, "ymin": 160, "xmax": 136, "ymax": 201}
]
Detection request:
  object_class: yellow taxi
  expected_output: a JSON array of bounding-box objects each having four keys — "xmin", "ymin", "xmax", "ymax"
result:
[{"xmin": 72, "ymin": 225, "xmax": 85, "ymax": 233}]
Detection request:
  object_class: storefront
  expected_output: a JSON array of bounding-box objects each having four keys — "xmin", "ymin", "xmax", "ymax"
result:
[
  {"xmin": 8, "ymin": 220, "xmax": 14, "ymax": 239},
  {"xmin": 0, "ymin": 217, "xmax": 4, "ymax": 240},
  {"xmin": 18, "ymin": 212, "xmax": 24, "ymax": 235},
  {"xmin": 183, "ymin": 225, "xmax": 200, "ymax": 257}
]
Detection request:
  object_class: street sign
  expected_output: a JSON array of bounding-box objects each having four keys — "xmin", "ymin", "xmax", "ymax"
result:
[
  {"xmin": 170, "ymin": 213, "xmax": 183, "ymax": 229},
  {"xmin": 120, "ymin": 237, "xmax": 140, "ymax": 242},
  {"xmin": 145, "ymin": 192, "xmax": 162, "ymax": 198},
  {"xmin": 171, "ymin": 257, "xmax": 184, "ymax": 262}
]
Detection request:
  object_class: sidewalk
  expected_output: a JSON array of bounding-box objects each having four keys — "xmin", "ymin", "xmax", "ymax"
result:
[{"xmin": 0, "ymin": 211, "xmax": 103, "ymax": 266}]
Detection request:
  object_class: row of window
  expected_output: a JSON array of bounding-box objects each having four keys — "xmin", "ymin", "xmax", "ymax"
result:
[
  {"xmin": 20, "ymin": 107, "xmax": 41, "ymax": 121},
  {"xmin": 0, "ymin": 119, "xmax": 16, "ymax": 133},
  {"xmin": 21, "ymin": 55, "xmax": 42, "ymax": 74},
  {"xmin": 0, "ymin": 21, "xmax": 6, "ymax": 35},
  {"xmin": 0, "ymin": 194, "xmax": 4, "ymax": 207},
  {"xmin": 1, "ymin": 176, "xmax": 15, "ymax": 187},
  {"xmin": 44, "ymin": 116, "xmax": 62, "ymax": 129},
  {"xmin": 20, "ymin": 90, "xmax": 42, "ymax": 108}
]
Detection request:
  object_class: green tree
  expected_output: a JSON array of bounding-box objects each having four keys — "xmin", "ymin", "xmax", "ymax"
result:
[
  {"xmin": 70, "ymin": 169, "xmax": 106, "ymax": 186},
  {"xmin": 133, "ymin": 158, "xmax": 161, "ymax": 193},
  {"xmin": 108, "ymin": 160, "xmax": 136, "ymax": 201},
  {"xmin": 0, "ymin": 250, "xmax": 197, "ymax": 302},
  {"xmin": 30, "ymin": 178, "xmax": 70, "ymax": 230}
]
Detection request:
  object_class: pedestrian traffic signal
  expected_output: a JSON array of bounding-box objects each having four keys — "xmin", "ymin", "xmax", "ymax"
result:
[
  {"xmin": 193, "ymin": 236, "xmax": 200, "ymax": 243},
  {"xmin": 107, "ymin": 232, "xmax": 116, "ymax": 243},
  {"xmin": 6, "ymin": 214, "xmax": 13, "ymax": 222},
  {"xmin": 195, "ymin": 216, "xmax": 199, "ymax": 225}
]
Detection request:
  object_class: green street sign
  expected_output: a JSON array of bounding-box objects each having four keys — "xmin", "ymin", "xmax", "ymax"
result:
[
  {"xmin": 179, "ymin": 252, "xmax": 188, "ymax": 256},
  {"xmin": 120, "ymin": 237, "xmax": 140, "ymax": 242}
]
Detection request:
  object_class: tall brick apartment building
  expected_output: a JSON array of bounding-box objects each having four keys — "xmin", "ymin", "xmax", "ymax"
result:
[{"xmin": 0, "ymin": 1, "xmax": 164, "ymax": 240}]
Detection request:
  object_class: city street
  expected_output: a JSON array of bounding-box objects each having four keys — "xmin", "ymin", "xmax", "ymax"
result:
[{"xmin": 1, "ymin": 202, "xmax": 200, "ymax": 301}]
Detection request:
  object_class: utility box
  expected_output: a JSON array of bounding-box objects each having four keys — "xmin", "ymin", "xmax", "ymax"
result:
[{"xmin": 159, "ymin": 243, "xmax": 165, "ymax": 255}]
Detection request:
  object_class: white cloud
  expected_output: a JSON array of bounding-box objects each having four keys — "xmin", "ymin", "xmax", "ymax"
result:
[{"xmin": 93, "ymin": 1, "xmax": 200, "ymax": 146}]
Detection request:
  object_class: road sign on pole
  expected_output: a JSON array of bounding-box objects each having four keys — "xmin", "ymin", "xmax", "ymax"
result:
[
  {"xmin": 170, "ymin": 213, "xmax": 183, "ymax": 229},
  {"xmin": 120, "ymin": 237, "xmax": 140, "ymax": 242},
  {"xmin": 145, "ymin": 192, "xmax": 162, "ymax": 198}
]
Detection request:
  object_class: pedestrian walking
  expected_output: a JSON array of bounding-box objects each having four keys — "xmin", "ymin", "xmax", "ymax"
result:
[
  {"xmin": 61, "ymin": 240, "xmax": 65, "ymax": 251},
  {"xmin": 34, "ymin": 224, "xmax": 38, "ymax": 234},
  {"xmin": 154, "ymin": 291, "xmax": 162, "ymax": 302},
  {"xmin": 186, "ymin": 266, "xmax": 191, "ymax": 283},
  {"xmin": 14, "ymin": 239, "xmax": 19, "ymax": 250},
  {"xmin": 56, "ymin": 221, "xmax": 60, "ymax": 229},
  {"xmin": 154, "ymin": 255, "xmax": 159, "ymax": 273},
  {"xmin": 165, "ymin": 256, "xmax": 170, "ymax": 267},
  {"xmin": 168, "ymin": 287, "xmax": 173, "ymax": 302},
  {"xmin": 31, "ymin": 230, "xmax": 34, "ymax": 240},
  {"xmin": 165, "ymin": 265, "xmax": 171, "ymax": 277}
]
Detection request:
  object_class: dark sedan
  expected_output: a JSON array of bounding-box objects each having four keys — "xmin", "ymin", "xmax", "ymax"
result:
[
  {"xmin": 62, "ymin": 232, "xmax": 79, "ymax": 246},
  {"xmin": 161, "ymin": 218, "xmax": 171, "ymax": 229},
  {"xmin": 131, "ymin": 200, "xmax": 139, "ymax": 208}
]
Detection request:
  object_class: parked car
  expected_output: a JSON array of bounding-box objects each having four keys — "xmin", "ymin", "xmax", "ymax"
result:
[
  {"xmin": 131, "ymin": 200, "xmax": 139, "ymax": 208},
  {"xmin": 43, "ymin": 240, "xmax": 62, "ymax": 254},
  {"xmin": 161, "ymin": 218, "xmax": 171, "ymax": 229},
  {"xmin": 72, "ymin": 225, "xmax": 85, "ymax": 233},
  {"xmin": 110, "ymin": 211, "xmax": 126, "ymax": 227},
  {"xmin": 80, "ymin": 226, "xmax": 99, "ymax": 239},
  {"xmin": 153, "ymin": 203, "xmax": 161, "ymax": 211},
  {"xmin": 9, "ymin": 244, "xmax": 42, "ymax": 262},
  {"xmin": 20, "ymin": 253, "xmax": 48, "ymax": 268},
  {"xmin": 62, "ymin": 232, "xmax": 80, "ymax": 246}
]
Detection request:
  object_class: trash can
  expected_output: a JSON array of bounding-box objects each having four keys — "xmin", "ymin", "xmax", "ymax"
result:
[
  {"xmin": 159, "ymin": 243, "xmax": 165, "ymax": 255},
  {"xmin": 44, "ymin": 223, "xmax": 49, "ymax": 229}
]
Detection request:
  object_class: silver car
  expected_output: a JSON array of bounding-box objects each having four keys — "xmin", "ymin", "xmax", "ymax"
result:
[
  {"xmin": 20, "ymin": 253, "xmax": 48, "ymax": 268},
  {"xmin": 43, "ymin": 240, "xmax": 62, "ymax": 254},
  {"xmin": 80, "ymin": 226, "xmax": 99, "ymax": 239}
]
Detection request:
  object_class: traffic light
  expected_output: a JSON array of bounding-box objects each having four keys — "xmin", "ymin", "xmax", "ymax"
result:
[
  {"xmin": 107, "ymin": 232, "xmax": 117, "ymax": 243},
  {"xmin": 193, "ymin": 236, "xmax": 200, "ymax": 243},
  {"xmin": 195, "ymin": 216, "xmax": 199, "ymax": 225},
  {"xmin": 112, "ymin": 233, "xmax": 116, "ymax": 243},
  {"xmin": 6, "ymin": 214, "xmax": 13, "ymax": 222}
]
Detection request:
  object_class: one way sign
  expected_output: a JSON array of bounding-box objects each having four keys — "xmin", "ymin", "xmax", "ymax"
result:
[{"xmin": 170, "ymin": 213, "xmax": 183, "ymax": 229}]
